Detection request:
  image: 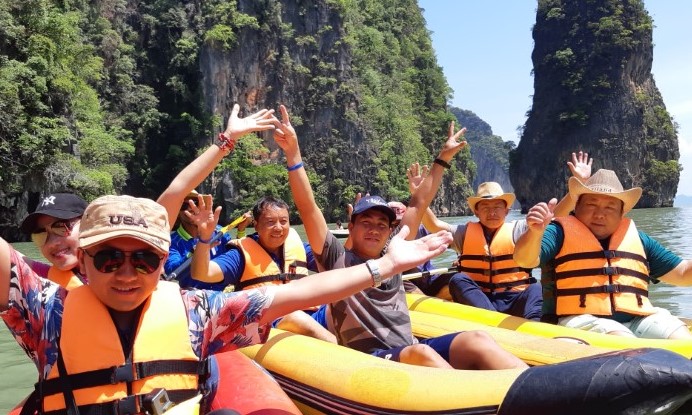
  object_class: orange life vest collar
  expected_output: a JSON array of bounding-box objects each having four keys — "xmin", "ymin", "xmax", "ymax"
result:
[{"xmin": 47, "ymin": 266, "xmax": 84, "ymax": 290}]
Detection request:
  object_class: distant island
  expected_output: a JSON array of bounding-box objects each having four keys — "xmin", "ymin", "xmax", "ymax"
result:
[{"xmin": 675, "ymin": 195, "xmax": 692, "ymax": 207}]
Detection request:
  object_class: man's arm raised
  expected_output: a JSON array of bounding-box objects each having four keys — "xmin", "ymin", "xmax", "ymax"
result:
[
  {"xmin": 157, "ymin": 105, "xmax": 276, "ymax": 228},
  {"xmin": 514, "ymin": 198, "xmax": 557, "ymax": 268},
  {"xmin": 399, "ymin": 121, "xmax": 466, "ymax": 239},
  {"xmin": 554, "ymin": 151, "xmax": 593, "ymax": 217},
  {"xmin": 273, "ymin": 105, "xmax": 330, "ymax": 255}
]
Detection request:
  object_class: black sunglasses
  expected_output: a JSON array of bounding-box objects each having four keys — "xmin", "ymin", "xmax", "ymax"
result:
[
  {"xmin": 31, "ymin": 219, "xmax": 78, "ymax": 247},
  {"xmin": 84, "ymin": 249, "xmax": 163, "ymax": 274}
]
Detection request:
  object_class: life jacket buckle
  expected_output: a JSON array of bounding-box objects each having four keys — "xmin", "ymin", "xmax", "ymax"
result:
[
  {"xmin": 111, "ymin": 364, "xmax": 135, "ymax": 384},
  {"xmin": 604, "ymin": 284, "xmax": 621, "ymax": 293},
  {"xmin": 114, "ymin": 394, "xmax": 137, "ymax": 415},
  {"xmin": 604, "ymin": 250, "xmax": 615, "ymax": 259},
  {"xmin": 602, "ymin": 266, "xmax": 615, "ymax": 276},
  {"xmin": 143, "ymin": 389, "xmax": 173, "ymax": 415}
]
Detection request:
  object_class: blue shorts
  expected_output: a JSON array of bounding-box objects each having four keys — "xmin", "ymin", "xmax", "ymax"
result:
[
  {"xmin": 370, "ymin": 332, "xmax": 457, "ymax": 362},
  {"xmin": 271, "ymin": 304, "xmax": 329, "ymax": 329}
]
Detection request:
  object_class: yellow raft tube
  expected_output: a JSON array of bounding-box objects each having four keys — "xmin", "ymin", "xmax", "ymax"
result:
[{"xmin": 407, "ymin": 293, "xmax": 692, "ymax": 358}]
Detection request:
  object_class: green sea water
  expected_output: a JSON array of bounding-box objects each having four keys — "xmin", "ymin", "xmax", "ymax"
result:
[{"xmin": 2, "ymin": 207, "xmax": 692, "ymax": 412}]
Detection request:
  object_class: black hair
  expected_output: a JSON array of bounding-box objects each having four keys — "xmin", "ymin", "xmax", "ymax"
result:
[{"xmin": 252, "ymin": 196, "xmax": 290, "ymax": 221}]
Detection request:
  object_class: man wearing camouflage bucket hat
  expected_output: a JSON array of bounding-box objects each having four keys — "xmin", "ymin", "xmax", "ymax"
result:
[
  {"xmin": 1, "ymin": 194, "xmax": 451, "ymax": 413},
  {"xmin": 515, "ymin": 169, "xmax": 692, "ymax": 339}
]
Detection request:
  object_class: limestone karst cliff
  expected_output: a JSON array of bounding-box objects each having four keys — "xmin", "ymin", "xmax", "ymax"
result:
[
  {"xmin": 451, "ymin": 107, "xmax": 517, "ymax": 210},
  {"xmin": 0, "ymin": 0, "xmax": 477, "ymax": 239},
  {"xmin": 510, "ymin": 0, "xmax": 680, "ymax": 212}
]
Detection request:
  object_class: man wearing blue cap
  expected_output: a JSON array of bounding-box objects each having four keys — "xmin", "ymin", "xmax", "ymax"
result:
[{"xmin": 273, "ymin": 105, "xmax": 526, "ymax": 370}]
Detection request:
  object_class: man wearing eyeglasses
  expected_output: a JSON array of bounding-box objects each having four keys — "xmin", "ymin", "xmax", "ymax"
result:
[
  {"xmin": 422, "ymin": 182, "xmax": 542, "ymax": 321},
  {"xmin": 0, "ymin": 194, "xmax": 451, "ymax": 413},
  {"xmin": 18, "ymin": 192, "xmax": 88, "ymax": 289}
]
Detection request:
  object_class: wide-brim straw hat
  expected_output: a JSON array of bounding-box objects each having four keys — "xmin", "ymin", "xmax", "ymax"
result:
[
  {"xmin": 467, "ymin": 182, "xmax": 516, "ymax": 211},
  {"xmin": 568, "ymin": 169, "xmax": 642, "ymax": 214}
]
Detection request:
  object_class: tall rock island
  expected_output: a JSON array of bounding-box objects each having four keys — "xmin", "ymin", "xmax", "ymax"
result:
[{"xmin": 510, "ymin": 0, "xmax": 680, "ymax": 212}]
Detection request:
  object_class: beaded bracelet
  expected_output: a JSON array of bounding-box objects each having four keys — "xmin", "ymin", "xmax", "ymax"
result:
[
  {"xmin": 433, "ymin": 158, "xmax": 451, "ymax": 169},
  {"xmin": 287, "ymin": 161, "xmax": 304, "ymax": 172},
  {"xmin": 217, "ymin": 132, "xmax": 236, "ymax": 153}
]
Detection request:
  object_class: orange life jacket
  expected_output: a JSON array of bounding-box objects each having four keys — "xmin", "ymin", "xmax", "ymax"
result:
[
  {"xmin": 38, "ymin": 282, "xmax": 205, "ymax": 415},
  {"xmin": 231, "ymin": 228, "xmax": 309, "ymax": 291},
  {"xmin": 553, "ymin": 216, "xmax": 654, "ymax": 317},
  {"xmin": 47, "ymin": 267, "xmax": 83, "ymax": 290},
  {"xmin": 458, "ymin": 222, "xmax": 535, "ymax": 293}
]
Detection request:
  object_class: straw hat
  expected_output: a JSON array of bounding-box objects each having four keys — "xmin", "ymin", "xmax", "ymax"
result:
[
  {"xmin": 568, "ymin": 169, "xmax": 642, "ymax": 214},
  {"xmin": 467, "ymin": 182, "xmax": 516, "ymax": 211}
]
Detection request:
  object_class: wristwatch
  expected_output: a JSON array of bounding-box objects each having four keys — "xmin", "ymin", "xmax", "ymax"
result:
[{"xmin": 365, "ymin": 259, "xmax": 382, "ymax": 287}]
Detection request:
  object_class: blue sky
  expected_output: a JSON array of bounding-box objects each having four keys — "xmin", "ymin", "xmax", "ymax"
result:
[{"xmin": 419, "ymin": 0, "xmax": 692, "ymax": 196}]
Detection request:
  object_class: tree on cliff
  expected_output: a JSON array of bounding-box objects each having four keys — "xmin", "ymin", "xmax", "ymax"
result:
[
  {"xmin": 0, "ymin": 0, "xmax": 476, "ymax": 240},
  {"xmin": 510, "ymin": 0, "xmax": 680, "ymax": 212}
]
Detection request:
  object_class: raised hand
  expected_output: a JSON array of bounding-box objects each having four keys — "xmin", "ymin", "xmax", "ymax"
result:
[
  {"xmin": 407, "ymin": 162, "xmax": 430, "ymax": 195},
  {"xmin": 237, "ymin": 210, "xmax": 253, "ymax": 232},
  {"xmin": 272, "ymin": 105, "xmax": 299, "ymax": 155},
  {"xmin": 525, "ymin": 198, "xmax": 558, "ymax": 232},
  {"xmin": 382, "ymin": 226, "xmax": 452, "ymax": 275},
  {"xmin": 224, "ymin": 104, "xmax": 277, "ymax": 141},
  {"xmin": 184, "ymin": 194, "xmax": 222, "ymax": 242},
  {"xmin": 567, "ymin": 151, "xmax": 593, "ymax": 182},
  {"xmin": 346, "ymin": 192, "xmax": 368, "ymax": 222},
  {"xmin": 437, "ymin": 121, "xmax": 468, "ymax": 161}
]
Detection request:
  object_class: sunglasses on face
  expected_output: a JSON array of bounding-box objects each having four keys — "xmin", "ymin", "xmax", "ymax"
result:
[
  {"xmin": 31, "ymin": 219, "xmax": 77, "ymax": 247},
  {"xmin": 83, "ymin": 249, "xmax": 164, "ymax": 274}
]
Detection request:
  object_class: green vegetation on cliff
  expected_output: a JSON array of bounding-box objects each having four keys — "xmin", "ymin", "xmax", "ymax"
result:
[
  {"xmin": 0, "ymin": 0, "xmax": 474, "ymax": 233},
  {"xmin": 511, "ymin": 0, "xmax": 680, "ymax": 211}
]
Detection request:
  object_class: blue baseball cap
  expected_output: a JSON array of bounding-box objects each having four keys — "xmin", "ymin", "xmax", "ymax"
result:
[{"xmin": 351, "ymin": 195, "xmax": 396, "ymax": 223}]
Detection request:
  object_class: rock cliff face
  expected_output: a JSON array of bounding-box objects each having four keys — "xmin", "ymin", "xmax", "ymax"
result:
[
  {"xmin": 510, "ymin": 0, "xmax": 680, "ymax": 212},
  {"xmin": 451, "ymin": 107, "xmax": 517, "ymax": 209},
  {"xmin": 197, "ymin": 0, "xmax": 475, "ymax": 220},
  {"xmin": 199, "ymin": 0, "xmax": 364, "ymax": 219},
  {"xmin": 0, "ymin": 0, "xmax": 478, "ymax": 239}
]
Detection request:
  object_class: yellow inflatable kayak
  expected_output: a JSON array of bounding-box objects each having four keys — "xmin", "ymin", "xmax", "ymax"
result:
[
  {"xmin": 240, "ymin": 329, "xmax": 692, "ymax": 414},
  {"xmin": 407, "ymin": 293, "xmax": 692, "ymax": 358}
]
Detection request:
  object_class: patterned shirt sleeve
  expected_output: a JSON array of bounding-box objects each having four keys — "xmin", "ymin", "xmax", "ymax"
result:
[
  {"xmin": 0, "ymin": 247, "xmax": 65, "ymax": 379},
  {"xmin": 181, "ymin": 286, "xmax": 275, "ymax": 359}
]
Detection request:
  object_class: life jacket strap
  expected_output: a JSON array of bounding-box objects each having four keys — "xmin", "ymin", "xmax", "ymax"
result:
[
  {"xmin": 458, "ymin": 253, "xmax": 514, "ymax": 262},
  {"xmin": 553, "ymin": 250, "xmax": 648, "ymax": 267},
  {"xmin": 556, "ymin": 284, "xmax": 649, "ymax": 300},
  {"xmin": 42, "ymin": 390, "xmax": 199, "ymax": 415},
  {"xmin": 555, "ymin": 267, "xmax": 650, "ymax": 283},
  {"xmin": 37, "ymin": 360, "xmax": 207, "ymax": 399}
]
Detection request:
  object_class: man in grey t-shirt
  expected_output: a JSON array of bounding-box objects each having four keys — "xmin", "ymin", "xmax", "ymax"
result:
[{"xmin": 273, "ymin": 105, "xmax": 526, "ymax": 370}]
